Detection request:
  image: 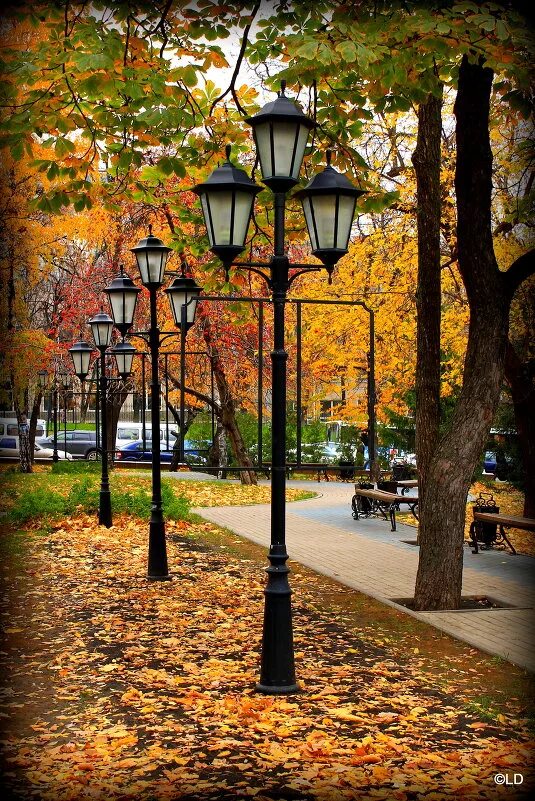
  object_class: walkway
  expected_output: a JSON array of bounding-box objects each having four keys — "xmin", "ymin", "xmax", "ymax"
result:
[{"xmin": 192, "ymin": 479, "xmax": 535, "ymax": 673}]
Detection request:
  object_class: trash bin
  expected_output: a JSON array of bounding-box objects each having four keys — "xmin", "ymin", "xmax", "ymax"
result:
[
  {"xmin": 338, "ymin": 460, "xmax": 355, "ymax": 480},
  {"xmin": 473, "ymin": 493, "xmax": 500, "ymax": 548}
]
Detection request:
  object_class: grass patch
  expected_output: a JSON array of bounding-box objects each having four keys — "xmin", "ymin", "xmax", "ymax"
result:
[
  {"xmin": 3, "ymin": 474, "xmax": 190, "ymax": 526},
  {"xmin": 51, "ymin": 460, "xmax": 101, "ymax": 474}
]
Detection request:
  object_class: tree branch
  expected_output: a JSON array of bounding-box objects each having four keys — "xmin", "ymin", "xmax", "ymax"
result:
[
  {"xmin": 209, "ymin": 1, "xmax": 261, "ymax": 117},
  {"xmin": 504, "ymin": 248, "xmax": 535, "ymax": 298}
]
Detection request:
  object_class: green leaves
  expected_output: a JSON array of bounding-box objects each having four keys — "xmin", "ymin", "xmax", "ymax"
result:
[
  {"xmin": 335, "ymin": 41, "xmax": 358, "ymax": 63},
  {"xmin": 54, "ymin": 138, "xmax": 76, "ymax": 158}
]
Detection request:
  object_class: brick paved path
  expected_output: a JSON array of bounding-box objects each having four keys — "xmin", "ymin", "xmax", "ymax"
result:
[{"xmin": 193, "ymin": 479, "xmax": 535, "ymax": 672}]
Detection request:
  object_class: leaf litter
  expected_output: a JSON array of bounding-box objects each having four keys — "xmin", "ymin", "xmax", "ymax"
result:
[{"xmin": 0, "ymin": 511, "xmax": 534, "ymax": 801}]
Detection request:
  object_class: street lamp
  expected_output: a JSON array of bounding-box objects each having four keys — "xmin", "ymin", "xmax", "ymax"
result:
[
  {"xmin": 87, "ymin": 309, "xmax": 114, "ymax": 528},
  {"xmin": 165, "ymin": 272, "xmax": 202, "ymax": 464},
  {"xmin": 58, "ymin": 369, "xmax": 70, "ymax": 445},
  {"xmin": 37, "ymin": 369, "xmax": 58, "ymax": 462},
  {"xmin": 68, "ymin": 339, "xmax": 93, "ymax": 382},
  {"xmin": 105, "ymin": 243, "xmax": 202, "ymax": 580},
  {"xmin": 69, "ymin": 330, "xmax": 135, "ymax": 529},
  {"xmin": 195, "ymin": 81, "xmax": 365, "ymax": 694}
]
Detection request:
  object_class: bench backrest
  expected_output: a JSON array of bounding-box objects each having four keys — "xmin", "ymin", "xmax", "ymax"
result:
[{"xmin": 354, "ymin": 488, "xmax": 399, "ymax": 503}]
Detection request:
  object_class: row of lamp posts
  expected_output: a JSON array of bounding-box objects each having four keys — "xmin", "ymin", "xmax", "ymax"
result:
[
  {"xmin": 37, "ymin": 368, "xmax": 71, "ymax": 463},
  {"xmin": 63, "ymin": 82, "xmax": 364, "ymax": 694},
  {"xmin": 68, "ymin": 254, "xmax": 201, "ymax": 551}
]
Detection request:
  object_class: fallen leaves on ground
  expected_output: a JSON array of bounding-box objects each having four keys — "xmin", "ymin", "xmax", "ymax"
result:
[{"xmin": 1, "ymin": 513, "xmax": 533, "ymax": 801}]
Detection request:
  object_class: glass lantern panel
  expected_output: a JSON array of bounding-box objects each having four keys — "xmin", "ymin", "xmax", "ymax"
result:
[
  {"xmin": 135, "ymin": 250, "xmax": 167, "ymax": 285},
  {"xmin": 272, "ymin": 122, "xmax": 310, "ymax": 180},
  {"xmin": 114, "ymin": 350, "xmax": 134, "ymax": 377},
  {"xmin": 310, "ymin": 194, "xmax": 337, "ymax": 249},
  {"xmin": 80, "ymin": 349, "xmax": 91, "ymax": 376},
  {"xmin": 301, "ymin": 196, "xmax": 318, "ymax": 251},
  {"xmin": 91, "ymin": 322, "xmax": 113, "ymax": 348},
  {"xmin": 203, "ymin": 191, "xmax": 234, "ymax": 246},
  {"xmin": 109, "ymin": 290, "xmax": 138, "ymax": 327},
  {"xmin": 201, "ymin": 195, "xmax": 215, "ymax": 246},
  {"xmin": 336, "ymin": 195, "xmax": 357, "ymax": 250},
  {"xmin": 168, "ymin": 290, "xmax": 200, "ymax": 327},
  {"xmin": 254, "ymin": 122, "xmax": 273, "ymax": 179},
  {"xmin": 231, "ymin": 190, "xmax": 255, "ymax": 247}
]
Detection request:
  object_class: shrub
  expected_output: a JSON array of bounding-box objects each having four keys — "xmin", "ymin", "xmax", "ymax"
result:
[
  {"xmin": 8, "ymin": 487, "xmax": 66, "ymax": 524},
  {"xmin": 65, "ymin": 478, "xmax": 100, "ymax": 514}
]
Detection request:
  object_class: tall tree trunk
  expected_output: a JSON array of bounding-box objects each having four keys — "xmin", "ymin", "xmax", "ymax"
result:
[
  {"xmin": 29, "ymin": 391, "xmax": 43, "ymax": 464},
  {"xmin": 412, "ymin": 88, "xmax": 443, "ymax": 518},
  {"xmin": 414, "ymin": 56, "xmax": 510, "ymax": 610},
  {"xmin": 505, "ymin": 340, "xmax": 535, "ymax": 516}
]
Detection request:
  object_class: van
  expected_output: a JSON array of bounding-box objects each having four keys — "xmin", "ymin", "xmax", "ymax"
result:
[
  {"xmin": 0, "ymin": 417, "xmax": 47, "ymax": 439},
  {"xmin": 115, "ymin": 421, "xmax": 178, "ymax": 449}
]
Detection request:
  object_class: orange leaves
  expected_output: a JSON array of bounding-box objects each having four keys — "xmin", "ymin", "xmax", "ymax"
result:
[{"xmin": 2, "ymin": 506, "xmax": 535, "ymax": 800}]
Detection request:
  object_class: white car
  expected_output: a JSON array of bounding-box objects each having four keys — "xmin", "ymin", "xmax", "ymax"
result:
[{"xmin": 0, "ymin": 436, "xmax": 72, "ymax": 460}]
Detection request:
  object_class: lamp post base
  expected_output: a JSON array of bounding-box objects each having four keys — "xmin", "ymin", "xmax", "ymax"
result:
[
  {"xmin": 256, "ymin": 548, "xmax": 299, "ymax": 694},
  {"xmin": 98, "ymin": 490, "xmax": 112, "ymax": 528},
  {"xmin": 255, "ymin": 681, "xmax": 300, "ymax": 695},
  {"xmin": 147, "ymin": 516, "xmax": 170, "ymax": 580}
]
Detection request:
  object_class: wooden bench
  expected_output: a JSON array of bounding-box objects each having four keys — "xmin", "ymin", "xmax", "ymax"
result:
[
  {"xmin": 469, "ymin": 511, "xmax": 535, "ymax": 555},
  {"xmin": 351, "ymin": 486, "xmax": 419, "ymax": 532},
  {"xmin": 288, "ymin": 465, "xmax": 382, "ymax": 482},
  {"xmin": 394, "ymin": 479, "xmax": 419, "ymax": 495}
]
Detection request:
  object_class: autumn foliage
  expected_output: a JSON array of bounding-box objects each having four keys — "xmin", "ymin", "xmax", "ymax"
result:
[{"xmin": 1, "ymin": 496, "xmax": 533, "ymax": 800}]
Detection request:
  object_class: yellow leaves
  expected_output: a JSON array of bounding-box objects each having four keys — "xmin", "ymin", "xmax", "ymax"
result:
[
  {"xmin": 3, "ymin": 499, "xmax": 535, "ymax": 800},
  {"xmin": 327, "ymin": 704, "xmax": 367, "ymax": 723},
  {"xmin": 98, "ymin": 663, "xmax": 118, "ymax": 673},
  {"xmin": 409, "ymin": 705, "xmax": 428, "ymax": 718}
]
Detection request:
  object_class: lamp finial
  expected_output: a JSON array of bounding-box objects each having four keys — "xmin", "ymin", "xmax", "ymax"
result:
[
  {"xmin": 148, "ymin": 223, "xmax": 153, "ymax": 237},
  {"xmin": 326, "ymin": 149, "xmax": 332, "ymax": 166},
  {"xmin": 280, "ymin": 79, "xmax": 286, "ymax": 96},
  {"xmin": 225, "ymin": 144, "xmax": 232, "ymax": 161}
]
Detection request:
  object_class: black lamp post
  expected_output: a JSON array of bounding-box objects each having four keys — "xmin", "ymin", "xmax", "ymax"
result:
[
  {"xmin": 104, "ymin": 244, "xmax": 201, "ymax": 580},
  {"xmin": 58, "ymin": 370, "xmax": 70, "ymax": 445},
  {"xmin": 87, "ymin": 310, "xmax": 114, "ymax": 528},
  {"xmin": 45, "ymin": 370, "xmax": 60, "ymax": 463},
  {"xmin": 69, "ymin": 331, "xmax": 135, "ymax": 529},
  {"xmin": 165, "ymin": 273, "xmax": 202, "ymax": 464},
  {"xmin": 194, "ymin": 81, "xmax": 365, "ymax": 694},
  {"xmin": 38, "ymin": 369, "xmax": 56, "ymax": 461}
]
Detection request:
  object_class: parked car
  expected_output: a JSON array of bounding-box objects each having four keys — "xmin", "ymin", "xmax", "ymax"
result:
[
  {"xmin": 38, "ymin": 430, "xmax": 99, "ymax": 460},
  {"xmin": 0, "ymin": 417, "xmax": 47, "ymax": 438},
  {"xmin": 0, "ymin": 437, "xmax": 72, "ymax": 460},
  {"xmin": 287, "ymin": 442, "xmax": 343, "ymax": 463},
  {"xmin": 115, "ymin": 422, "xmax": 182, "ymax": 448},
  {"xmin": 115, "ymin": 439, "xmax": 204, "ymax": 464},
  {"xmin": 483, "ymin": 450, "xmax": 512, "ymax": 479}
]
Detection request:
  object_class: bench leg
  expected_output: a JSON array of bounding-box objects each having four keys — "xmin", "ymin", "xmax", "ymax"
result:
[
  {"xmin": 351, "ymin": 496, "xmax": 359, "ymax": 520},
  {"xmin": 469, "ymin": 521, "xmax": 479, "ymax": 554},
  {"xmin": 498, "ymin": 524, "xmax": 517, "ymax": 555},
  {"xmin": 390, "ymin": 505, "xmax": 396, "ymax": 532}
]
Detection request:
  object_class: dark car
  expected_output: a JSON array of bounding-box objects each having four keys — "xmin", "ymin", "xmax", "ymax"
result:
[
  {"xmin": 38, "ymin": 430, "xmax": 99, "ymax": 460},
  {"xmin": 483, "ymin": 450, "xmax": 512, "ymax": 479},
  {"xmin": 115, "ymin": 439, "xmax": 204, "ymax": 464}
]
